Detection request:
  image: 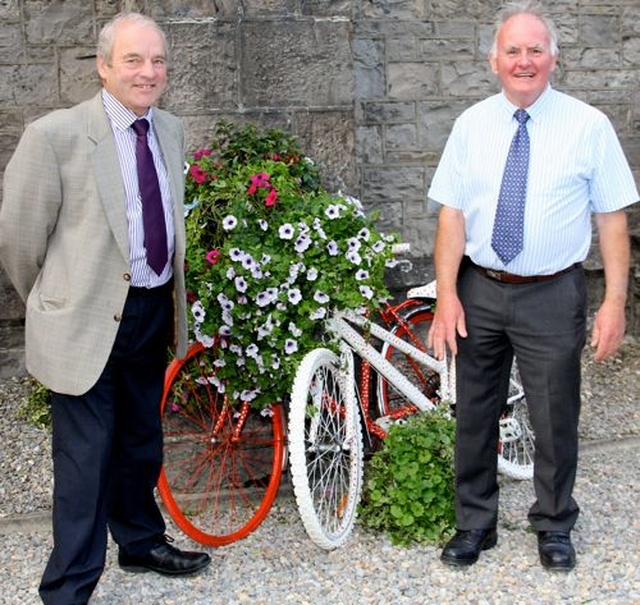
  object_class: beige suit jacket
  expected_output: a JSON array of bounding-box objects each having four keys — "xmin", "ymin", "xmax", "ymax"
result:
[{"xmin": 0, "ymin": 92, "xmax": 188, "ymax": 395}]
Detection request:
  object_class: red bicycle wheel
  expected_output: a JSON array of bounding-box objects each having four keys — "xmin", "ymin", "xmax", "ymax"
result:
[
  {"xmin": 157, "ymin": 342, "xmax": 286, "ymax": 546},
  {"xmin": 376, "ymin": 304, "xmax": 439, "ymax": 418}
]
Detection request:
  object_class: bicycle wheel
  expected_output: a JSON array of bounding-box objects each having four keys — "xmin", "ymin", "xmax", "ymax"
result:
[
  {"xmin": 497, "ymin": 359, "xmax": 535, "ymax": 480},
  {"xmin": 157, "ymin": 342, "xmax": 286, "ymax": 546},
  {"xmin": 288, "ymin": 346, "xmax": 363, "ymax": 550},
  {"xmin": 376, "ymin": 304, "xmax": 439, "ymax": 420}
]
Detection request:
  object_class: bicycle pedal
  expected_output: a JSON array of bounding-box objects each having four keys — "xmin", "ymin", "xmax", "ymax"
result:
[{"xmin": 374, "ymin": 416, "xmax": 408, "ymax": 432}]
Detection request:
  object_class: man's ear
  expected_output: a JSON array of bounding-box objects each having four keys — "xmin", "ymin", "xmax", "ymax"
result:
[{"xmin": 488, "ymin": 52, "xmax": 498, "ymax": 75}]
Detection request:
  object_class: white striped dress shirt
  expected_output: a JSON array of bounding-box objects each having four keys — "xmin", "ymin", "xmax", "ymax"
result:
[
  {"xmin": 102, "ymin": 89, "xmax": 175, "ymax": 287},
  {"xmin": 428, "ymin": 85, "xmax": 639, "ymax": 275}
]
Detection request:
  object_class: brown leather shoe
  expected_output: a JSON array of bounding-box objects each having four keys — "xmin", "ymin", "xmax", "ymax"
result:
[
  {"xmin": 119, "ymin": 536, "xmax": 211, "ymax": 576},
  {"xmin": 538, "ymin": 531, "xmax": 576, "ymax": 571},
  {"xmin": 440, "ymin": 528, "xmax": 498, "ymax": 566}
]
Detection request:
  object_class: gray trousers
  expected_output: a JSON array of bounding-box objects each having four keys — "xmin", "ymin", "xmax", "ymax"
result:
[{"xmin": 454, "ymin": 260, "xmax": 586, "ymax": 532}]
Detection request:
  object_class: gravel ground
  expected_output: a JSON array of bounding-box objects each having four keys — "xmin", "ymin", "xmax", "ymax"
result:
[{"xmin": 0, "ymin": 338, "xmax": 638, "ymax": 604}]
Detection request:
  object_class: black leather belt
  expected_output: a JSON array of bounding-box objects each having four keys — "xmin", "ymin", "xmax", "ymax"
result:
[{"xmin": 468, "ymin": 259, "xmax": 580, "ymax": 284}]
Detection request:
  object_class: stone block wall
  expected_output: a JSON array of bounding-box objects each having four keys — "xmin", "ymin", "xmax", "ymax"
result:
[{"xmin": 0, "ymin": 0, "xmax": 638, "ymax": 378}]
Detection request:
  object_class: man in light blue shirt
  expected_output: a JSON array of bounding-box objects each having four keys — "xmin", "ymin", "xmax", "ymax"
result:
[{"xmin": 428, "ymin": 0, "xmax": 638, "ymax": 571}]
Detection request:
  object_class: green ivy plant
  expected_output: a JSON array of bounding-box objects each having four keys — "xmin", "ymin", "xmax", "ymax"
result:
[
  {"xmin": 19, "ymin": 377, "xmax": 51, "ymax": 430},
  {"xmin": 358, "ymin": 407, "xmax": 456, "ymax": 546}
]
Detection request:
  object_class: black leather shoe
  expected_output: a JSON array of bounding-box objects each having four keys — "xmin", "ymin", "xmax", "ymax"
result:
[
  {"xmin": 119, "ymin": 536, "xmax": 211, "ymax": 576},
  {"xmin": 440, "ymin": 528, "xmax": 498, "ymax": 566},
  {"xmin": 538, "ymin": 531, "xmax": 575, "ymax": 571}
]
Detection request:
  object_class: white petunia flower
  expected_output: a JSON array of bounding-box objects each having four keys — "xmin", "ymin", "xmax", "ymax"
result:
[
  {"xmin": 288, "ymin": 322, "xmax": 303, "ymax": 338},
  {"xmin": 284, "ymin": 338, "xmax": 298, "ymax": 355},
  {"xmin": 347, "ymin": 237, "xmax": 361, "ymax": 252},
  {"xmin": 310, "ymin": 307, "xmax": 327, "ymax": 320},
  {"xmin": 325, "ymin": 205, "xmax": 340, "ymax": 219},
  {"xmin": 372, "ymin": 240, "xmax": 386, "ymax": 253},
  {"xmin": 287, "ymin": 288, "xmax": 302, "ymax": 305},
  {"xmin": 191, "ymin": 300, "xmax": 206, "ymax": 322},
  {"xmin": 359, "ymin": 284, "xmax": 374, "ymax": 299},
  {"xmin": 347, "ymin": 250, "xmax": 362, "ymax": 265},
  {"xmin": 223, "ymin": 215, "xmax": 238, "ymax": 231},
  {"xmin": 229, "ymin": 248, "xmax": 245, "ymax": 262},
  {"xmin": 279, "ymin": 223, "xmax": 295, "ymax": 240}
]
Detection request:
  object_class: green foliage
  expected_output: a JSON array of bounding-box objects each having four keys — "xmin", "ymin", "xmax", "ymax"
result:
[
  {"xmin": 359, "ymin": 407, "xmax": 456, "ymax": 546},
  {"xmin": 184, "ymin": 120, "xmax": 397, "ymax": 409},
  {"xmin": 18, "ymin": 377, "xmax": 51, "ymax": 430}
]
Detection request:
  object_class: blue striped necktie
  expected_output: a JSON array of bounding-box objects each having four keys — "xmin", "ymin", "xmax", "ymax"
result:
[
  {"xmin": 132, "ymin": 119, "xmax": 168, "ymax": 275},
  {"xmin": 491, "ymin": 109, "xmax": 530, "ymax": 265}
]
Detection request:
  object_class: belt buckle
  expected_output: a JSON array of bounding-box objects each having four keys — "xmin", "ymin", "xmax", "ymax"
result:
[{"xmin": 486, "ymin": 269, "xmax": 503, "ymax": 281}]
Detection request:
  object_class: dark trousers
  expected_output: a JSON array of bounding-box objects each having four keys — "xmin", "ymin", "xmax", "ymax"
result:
[
  {"xmin": 454, "ymin": 262, "xmax": 586, "ymax": 532},
  {"xmin": 39, "ymin": 283, "xmax": 174, "ymax": 605}
]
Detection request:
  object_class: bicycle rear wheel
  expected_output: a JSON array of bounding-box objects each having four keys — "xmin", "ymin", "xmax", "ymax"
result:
[
  {"xmin": 376, "ymin": 304, "xmax": 439, "ymax": 420},
  {"xmin": 288, "ymin": 347, "xmax": 363, "ymax": 550},
  {"xmin": 157, "ymin": 342, "xmax": 286, "ymax": 546},
  {"xmin": 497, "ymin": 360, "xmax": 535, "ymax": 480}
]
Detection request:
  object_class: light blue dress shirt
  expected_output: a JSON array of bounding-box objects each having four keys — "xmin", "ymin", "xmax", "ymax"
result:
[{"xmin": 428, "ymin": 85, "xmax": 639, "ymax": 275}]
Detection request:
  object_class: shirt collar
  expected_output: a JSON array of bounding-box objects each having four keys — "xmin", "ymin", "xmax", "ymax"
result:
[
  {"xmin": 101, "ymin": 88, "xmax": 155, "ymax": 132},
  {"xmin": 499, "ymin": 84, "xmax": 553, "ymax": 123}
]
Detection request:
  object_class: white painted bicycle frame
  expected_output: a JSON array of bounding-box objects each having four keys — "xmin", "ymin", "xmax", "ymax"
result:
[{"xmin": 326, "ymin": 284, "xmax": 454, "ymax": 415}]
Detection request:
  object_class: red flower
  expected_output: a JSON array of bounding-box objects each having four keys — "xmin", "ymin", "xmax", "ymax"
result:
[
  {"xmin": 189, "ymin": 164, "xmax": 208, "ymax": 184},
  {"xmin": 264, "ymin": 188, "xmax": 278, "ymax": 207}
]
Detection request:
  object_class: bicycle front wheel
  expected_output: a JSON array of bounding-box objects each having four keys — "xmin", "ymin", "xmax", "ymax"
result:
[
  {"xmin": 288, "ymin": 347, "xmax": 363, "ymax": 550},
  {"xmin": 497, "ymin": 360, "xmax": 535, "ymax": 480},
  {"xmin": 157, "ymin": 342, "xmax": 286, "ymax": 546}
]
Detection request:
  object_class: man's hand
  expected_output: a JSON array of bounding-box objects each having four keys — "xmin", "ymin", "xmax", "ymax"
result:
[
  {"xmin": 428, "ymin": 293, "xmax": 467, "ymax": 360},
  {"xmin": 590, "ymin": 301, "xmax": 626, "ymax": 362}
]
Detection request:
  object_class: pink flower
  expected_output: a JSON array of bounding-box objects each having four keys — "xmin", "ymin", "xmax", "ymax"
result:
[
  {"xmin": 247, "ymin": 172, "xmax": 271, "ymax": 195},
  {"xmin": 206, "ymin": 249, "xmax": 221, "ymax": 265},
  {"xmin": 189, "ymin": 164, "xmax": 208, "ymax": 184}
]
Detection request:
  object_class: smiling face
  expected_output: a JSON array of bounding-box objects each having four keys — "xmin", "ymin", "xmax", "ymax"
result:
[
  {"xmin": 489, "ymin": 13, "xmax": 558, "ymax": 108},
  {"xmin": 96, "ymin": 19, "xmax": 167, "ymax": 116}
]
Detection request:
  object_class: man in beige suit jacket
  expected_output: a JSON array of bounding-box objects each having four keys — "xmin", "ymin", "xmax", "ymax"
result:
[{"xmin": 0, "ymin": 12, "xmax": 209, "ymax": 605}]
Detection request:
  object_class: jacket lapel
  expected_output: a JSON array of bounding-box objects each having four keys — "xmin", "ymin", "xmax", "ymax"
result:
[
  {"xmin": 87, "ymin": 94, "xmax": 130, "ymax": 264},
  {"xmin": 154, "ymin": 111, "xmax": 186, "ymax": 254}
]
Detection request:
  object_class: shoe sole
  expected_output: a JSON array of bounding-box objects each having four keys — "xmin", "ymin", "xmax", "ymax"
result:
[
  {"xmin": 119, "ymin": 560, "xmax": 211, "ymax": 577},
  {"xmin": 440, "ymin": 534, "xmax": 498, "ymax": 567},
  {"xmin": 540, "ymin": 557, "xmax": 576, "ymax": 572}
]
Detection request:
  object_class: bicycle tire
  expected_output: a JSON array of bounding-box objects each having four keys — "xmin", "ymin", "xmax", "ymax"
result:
[
  {"xmin": 497, "ymin": 360, "xmax": 535, "ymax": 480},
  {"xmin": 288, "ymin": 347, "xmax": 363, "ymax": 550},
  {"xmin": 157, "ymin": 342, "xmax": 286, "ymax": 546},
  {"xmin": 376, "ymin": 304, "xmax": 439, "ymax": 419}
]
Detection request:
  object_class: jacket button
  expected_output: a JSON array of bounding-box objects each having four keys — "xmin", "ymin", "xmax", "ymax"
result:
[
  {"xmin": 114, "ymin": 314, "xmax": 122, "ymax": 322},
  {"xmin": 123, "ymin": 273, "xmax": 131, "ymax": 282}
]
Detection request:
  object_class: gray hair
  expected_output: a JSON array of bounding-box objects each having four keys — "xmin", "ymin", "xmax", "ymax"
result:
[
  {"xmin": 489, "ymin": 0, "xmax": 559, "ymax": 57},
  {"xmin": 97, "ymin": 12, "xmax": 167, "ymax": 64}
]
